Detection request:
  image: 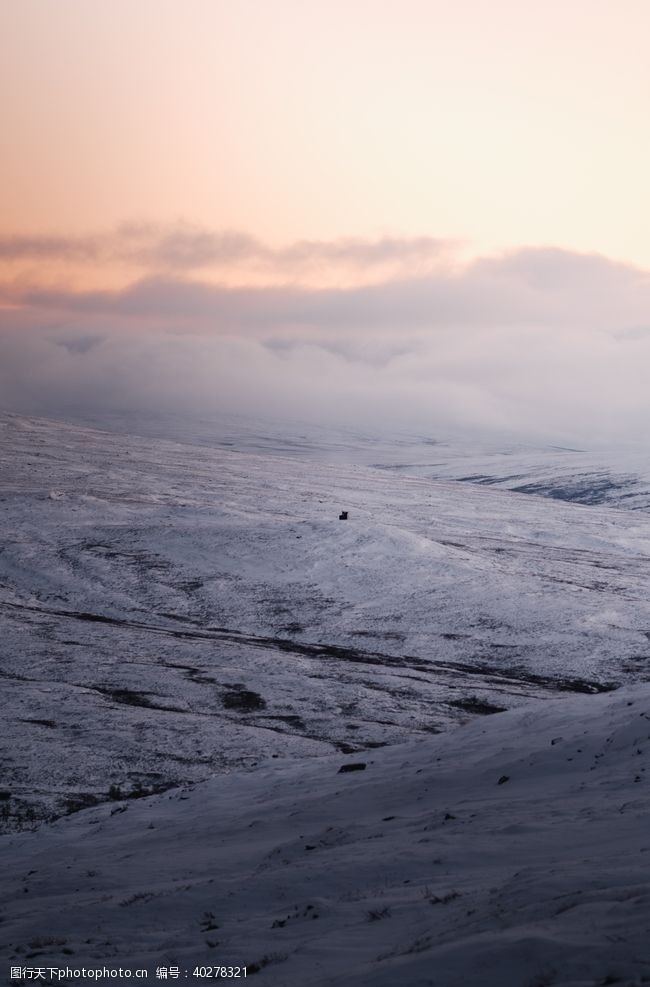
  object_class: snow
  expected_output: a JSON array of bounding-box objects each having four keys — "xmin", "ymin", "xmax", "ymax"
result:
[
  {"xmin": 2, "ymin": 685, "xmax": 650, "ymax": 985},
  {"xmin": 2, "ymin": 410, "xmax": 650, "ymax": 984}
]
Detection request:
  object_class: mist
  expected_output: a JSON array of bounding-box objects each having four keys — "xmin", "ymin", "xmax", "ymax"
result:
[{"xmin": 2, "ymin": 240, "xmax": 650, "ymax": 446}]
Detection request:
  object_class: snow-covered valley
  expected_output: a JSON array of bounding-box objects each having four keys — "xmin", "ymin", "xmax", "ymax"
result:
[{"xmin": 2, "ymin": 411, "xmax": 650, "ymax": 984}]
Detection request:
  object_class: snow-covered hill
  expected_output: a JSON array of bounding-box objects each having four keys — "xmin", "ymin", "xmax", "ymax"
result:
[
  {"xmin": 3, "ymin": 410, "xmax": 650, "ymax": 984},
  {"xmin": 2, "ymin": 412, "xmax": 650, "ymax": 828},
  {"xmin": 69, "ymin": 409, "xmax": 650, "ymax": 510},
  {"xmin": 2, "ymin": 685, "xmax": 649, "ymax": 986}
]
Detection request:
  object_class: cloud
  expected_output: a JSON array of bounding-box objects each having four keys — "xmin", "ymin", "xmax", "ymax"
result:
[
  {"xmin": 5, "ymin": 245, "xmax": 650, "ymax": 334},
  {"xmin": 0, "ymin": 234, "xmax": 102, "ymax": 262},
  {"xmin": 1, "ymin": 242, "xmax": 650, "ymax": 444},
  {"xmin": 0, "ymin": 223, "xmax": 455, "ymax": 279}
]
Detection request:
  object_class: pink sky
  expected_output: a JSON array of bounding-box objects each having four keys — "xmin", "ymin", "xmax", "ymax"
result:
[
  {"xmin": 2, "ymin": 0, "xmax": 650, "ymax": 272},
  {"xmin": 2, "ymin": 1, "xmax": 650, "ymax": 441}
]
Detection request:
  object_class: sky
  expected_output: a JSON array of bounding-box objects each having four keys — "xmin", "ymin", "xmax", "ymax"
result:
[{"xmin": 2, "ymin": 0, "xmax": 650, "ymax": 443}]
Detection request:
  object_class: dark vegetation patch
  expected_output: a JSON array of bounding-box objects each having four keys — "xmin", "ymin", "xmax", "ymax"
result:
[
  {"xmin": 94, "ymin": 686, "xmax": 184, "ymax": 712},
  {"xmin": 107, "ymin": 779, "xmax": 177, "ymax": 802},
  {"xmin": 60, "ymin": 793, "xmax": 102, "ymax": 814},
  {"xmin": 221, "ymin": 689, "xmax": 267, "ymax": 712},
  {"xmin": 454, "ymin": 470, "xmax": 637, "ymax": 506},
  {"xmin": 426, "ymin": 890, "xmax": 461, "ymax": 904},
  {"xmin": 512, "ymin": 475, "xmax": 634, "ymax": 505},
  {"xmin": 0, "ymin": 601, "xmax": 618, "ymax": 699},
  {"xmin": 51, "ymin": 778, "xmax": 180, "ymax": 823},
  {"xmin": 456, "ymin": 473, "xmax": 526, "ymax": 485},
  {"xmin": 0, "ymin": 797, "xmax": 47, "ymax": 832},
  {"xmin": 336, "ymin": 742, "xmax": 361, "ymax": 754},
  {"xmin": 367, "ymin": 907, "xmax": 391, "ymax": 921},
  {"xmin": 255, "ymin": 633, "xmax": 617, "ymax": 695},
  {"xmin": 246, "ymin": 953, "xmax": 288, "ymax": 975},
  {"xmin": 184, "ymin": 667, "xmax": 217, "ymax": 685},
  {"xmin": 120, "ymin": 892, "xmax": 156, "ymax": 907},
  {"xmin": 256, "ymin": 714, "xmax": 305, "ymax": 729},
  {"xmin": 449, "ymin": 697, "xmax": 506, "ymax": 715},
  {"xmin": 351, "ymin": 630, "xmax": 406, "ymax": 641},
  {"xmin": 180, "ymin": 578, "xmax": 204, "ymax": 592}
]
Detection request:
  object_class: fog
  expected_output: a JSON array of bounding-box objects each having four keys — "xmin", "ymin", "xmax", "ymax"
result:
[{"xmin": 2, "ymin": 238, "xmax": 650, "ymax": 446}]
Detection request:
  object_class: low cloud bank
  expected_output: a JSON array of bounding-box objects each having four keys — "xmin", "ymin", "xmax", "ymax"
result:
[{"xmin": 1, "ymin": 241, "xmax": 649, "ymax": 445}]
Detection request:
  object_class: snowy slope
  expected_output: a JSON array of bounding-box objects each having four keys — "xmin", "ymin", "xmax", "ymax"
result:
[
  {"xmin": 3, "ymin": 412, "xmax": 650, "ymax": 828},
  {"xmin": 3, "ymin": 411, "xmax": 650, "ymax": 984},
  {"xmin": 68, "ymin": 409, "xmax": 650, "ymax": 510},
  {"xmin": 2, "ymin": 685, "xmax": 650, "ymax": 986},
  {"xmin": 372, "ymin": 442, "xmax": 650, "ymax": 512}
]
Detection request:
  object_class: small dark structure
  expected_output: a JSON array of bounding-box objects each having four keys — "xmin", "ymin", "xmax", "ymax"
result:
[{"xmin": 339, "ymin": 510, "xmax": 348, "ymax": 520}]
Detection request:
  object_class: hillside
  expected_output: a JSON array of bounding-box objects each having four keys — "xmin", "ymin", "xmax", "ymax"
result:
[
  {"xmin": 2, "ymin": 685, "xmax": 649, "ymax": 985},
  {"xmin": 3, "ymin": 413, "xmax": 650, "ymax": 828},
  {"xmin": 2, "ymin": 411, "xmax": 650, "ymax": 985}
]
